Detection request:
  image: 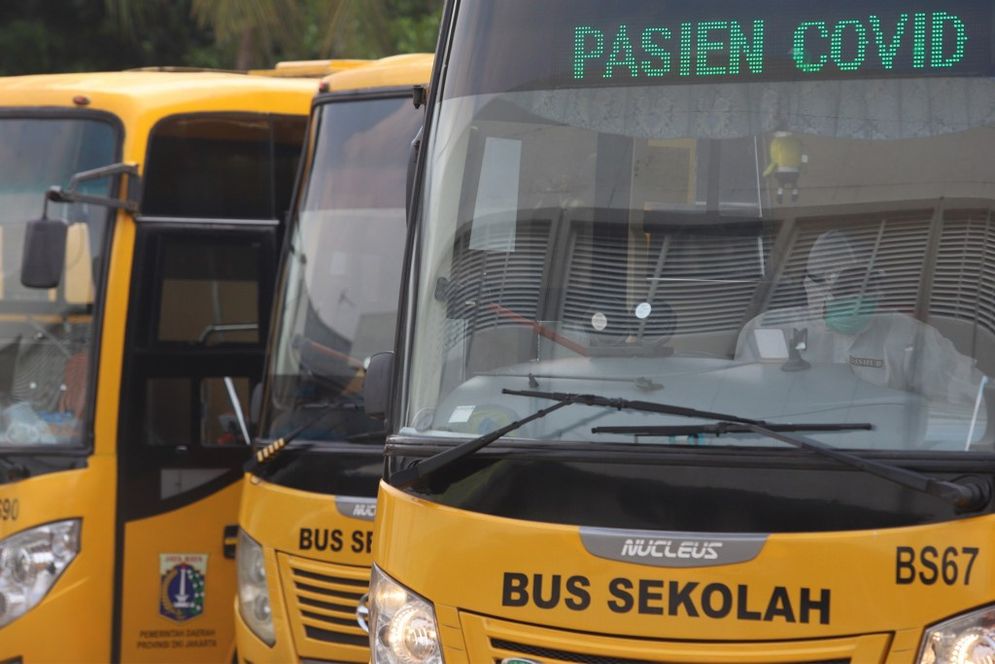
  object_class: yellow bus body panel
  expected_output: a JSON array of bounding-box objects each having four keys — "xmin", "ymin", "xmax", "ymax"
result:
[
  {"xmin": 237, "ymin": 476, "xmax": 376, "ymax": 662},
  {"xmin": 0, "ymin": 459, "xmax": 116, "ymax": 660},
  {"xmin": 321, "ymin": 53, "xmax": 434, "ymax": 92},
  {"xmin": 375, "ymin": 481, "xmax": 992, "ymax": 663},
  {"xmin": 250, "ymin": 58, "xmax": 369, "ymax": 78},
  {"xmin": 234, "ymin": 53, "xmax": 433, "ymax": 663},
  {"xmin": 0, "ymin": 71, "xmax": 316, "ymax": 662}
]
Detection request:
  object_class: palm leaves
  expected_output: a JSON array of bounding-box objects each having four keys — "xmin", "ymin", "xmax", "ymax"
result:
[
  {"xmin": 105, "ymin": 0, "xmax": 440, "ymax": 68},
  {"xmin": 190, "ymin": 0, "xmax": 300, "ymax": 68}
]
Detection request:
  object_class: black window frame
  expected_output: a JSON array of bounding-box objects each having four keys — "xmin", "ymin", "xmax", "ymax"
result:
[
  {"xmin": 117, "ymin": 221, "xmax": 279, "ymax": 518},
  {"xmin": 139, "ymin": 111, "xmax": 309, "ymax": 224}
]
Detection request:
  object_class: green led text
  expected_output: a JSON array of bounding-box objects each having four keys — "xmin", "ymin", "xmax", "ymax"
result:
[
  {"xmin": 572, "ymin": 19, "xmax": 765, "ymax": 80},
  {"xmin": 572, "ymin": 10, "xmax": 970, "ymax": 81},
  {"xmin": 793, "ymin": 12, "xmax": 967, "ymax": 72}
]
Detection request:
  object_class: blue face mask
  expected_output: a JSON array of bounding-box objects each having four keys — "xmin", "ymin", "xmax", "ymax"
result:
[{"xmin": 824, "ymin": 295, "xmax": 878, "ymax": 335}]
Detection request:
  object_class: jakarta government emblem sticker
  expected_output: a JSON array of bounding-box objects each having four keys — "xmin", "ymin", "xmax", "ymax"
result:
[{"xmin": 159, "ymin": 553, "xmax": 207, "ymax": 622}]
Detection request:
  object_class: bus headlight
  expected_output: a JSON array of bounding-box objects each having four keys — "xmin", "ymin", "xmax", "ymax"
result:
[
  {"xmin": 369, "ymin": 565, "xmax": 442, "ymax": 664},
  {"xmin": 0, "ymin": 519, "xmax": 80, "ymax": 628},
  {"xmin": 919, "ymin": 605, "xmax": 995, "ymax": 663},
  {"xmin": 236, "ymin": 529, "xmax": 275, "ymax": 646}
]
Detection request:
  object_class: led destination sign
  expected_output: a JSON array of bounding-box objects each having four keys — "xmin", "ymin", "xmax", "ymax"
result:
[
  {"xmin": 574, "ymin": 11, "xmax": 977, "ymax": 81},
  {"xmin": 443, "ymin": 0, "xmax": 994, "ymax": 99},
  {"xmin": 574, "ymin": 5, "xmax": 991, "ymax": 83}
]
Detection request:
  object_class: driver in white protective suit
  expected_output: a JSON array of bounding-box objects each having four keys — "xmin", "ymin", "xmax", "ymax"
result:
[{"xmin": 735, "ymin": 230, "xmax": 985, "ymax": 406}]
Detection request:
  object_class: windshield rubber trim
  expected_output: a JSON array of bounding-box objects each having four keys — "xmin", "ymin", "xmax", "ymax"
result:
[
  {"xmin": 388, "ymin": 0, "xmax": 460, "ymax": 464},
  {"xmin": 312, "ymin": 86, "xmax": 424, "ymax": 110},
  {"xmin": 385, "ymin": 434, "xmax": 995, "ymax": 473}
]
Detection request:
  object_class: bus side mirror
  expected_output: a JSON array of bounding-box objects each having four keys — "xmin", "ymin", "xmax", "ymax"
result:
[
  {"xmin": 21, "ymin": 218, "xmax": 68, "ymax": 289},
  {"xmin": 363, "ymin": 352, "xmax": 394, "ymax": 421},
  {"xmin": 21, "ymin": 162, "xmax": 141, "ymax": 290}
]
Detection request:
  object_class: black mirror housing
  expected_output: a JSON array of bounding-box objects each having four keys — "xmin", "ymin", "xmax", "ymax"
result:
[
  {"xmin": 21, "ymin": 219, "xmax": 68, "ymax": 289},
  {"xmin": 363, "ymin": 352, "xmax": 394, "ymax": 421}
]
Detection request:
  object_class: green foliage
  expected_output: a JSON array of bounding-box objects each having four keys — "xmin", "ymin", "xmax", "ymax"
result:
[
  {"xmin": 0, "ymin": 0, "xmax": 218, "ymax": 75},
  {"xmin": 298, "ymin": 0, "xmax": 442, "ymax": 59},
  {"xmin": 0, "ymin": 0, "xmax": 442, "ymax": 76}
]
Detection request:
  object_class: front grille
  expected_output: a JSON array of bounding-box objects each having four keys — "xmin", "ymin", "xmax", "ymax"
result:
[
  {"xmin": 279, "ymin": 554, "xmax": 370, "ymax": 655},
  {"xmin": 492, "ymin": 639, "xmax": 660, "ymax": 664},
  {"xmin": 492, "ymin": 639, "xmax": 849, "ymax": 664},
  {"xmin": 304, "ymin": 625, "xmax": 368, "ymax": 647},
  {"xmin": 463, "ymin": 612, "xmax": 891, "ymax": 663}
]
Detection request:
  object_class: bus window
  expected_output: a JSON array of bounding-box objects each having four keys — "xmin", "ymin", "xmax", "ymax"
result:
[
  {"xmin": 155, "ymin": 237, "xmax": 261, "ymax": 345},
  {"xmin": 0, "ymin": 116, "xmax": 117, "ymax": 448},
  {"xmin": 144, "ymin": 377, "xmax": 191, "ymax": 447},
  {"xmin": 143, "ymin": 376, "xmax": 252, "ymax": 448},
  {"xmin": 118, "ymin": 225, "xmax": 277, "ymax": 513},
  {"xmin": 142, "ymin": 114, "xmax": 308, "ymax": 220},
  {"xmin": 264, "ymin": 95, "xmax": 423, "ymax": 443},
  {"xmin": 200, "ymin": 376, "xmax": 251, "ymax": 446}
]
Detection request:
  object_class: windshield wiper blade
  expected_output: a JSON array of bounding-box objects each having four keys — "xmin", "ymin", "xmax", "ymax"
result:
[
  {"xmin": 504, "ymin": 388, "xmax": 769, "ymax": 425},
  {"xmin": 392, "ymin": 388, "xmax": 774, "ymax": 488},
  {"xmin": 594, "ymin": 422, "xmax": 872, "ymax": 436},
  {"xmin": 391, "ymin": 396, "xmax": 579, "ymax": 488},
  {"xmin": 515, "ymin": 389, "xmax": 987, "ymax": 512}
]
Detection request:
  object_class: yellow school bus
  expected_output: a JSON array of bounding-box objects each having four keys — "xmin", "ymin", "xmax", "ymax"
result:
[
  {"xmin": 365, "ymin": 1, "xmax": 995, "ymax": 662},
  {"xmin": 0, "ymin": 69, "xmax": 328, "ymax": 663},
  {"xmin": 234, "ymin": 53, "xmax": 432, "ymax": 664}
]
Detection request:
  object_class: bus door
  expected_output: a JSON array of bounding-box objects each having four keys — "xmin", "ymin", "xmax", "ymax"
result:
[{"xmin": 113, "ymin": 113, "xmax": 304, "ymax": 662}]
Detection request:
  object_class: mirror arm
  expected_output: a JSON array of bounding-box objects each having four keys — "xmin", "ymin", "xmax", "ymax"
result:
[{"xmin": 45, "ymin": 162, "xmax": 142, "ymax": 214}]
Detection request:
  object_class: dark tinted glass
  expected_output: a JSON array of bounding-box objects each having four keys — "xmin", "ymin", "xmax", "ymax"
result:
[
  {"xmin": 155, "ymin": 237, "xmax": 261, "ymax": 344},
  {"xmin": 142, "ymin": 114, "xmax": 307, "ymax": 219}
]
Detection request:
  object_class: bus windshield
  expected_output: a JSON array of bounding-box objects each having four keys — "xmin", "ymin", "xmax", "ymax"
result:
[
  {"xmin": 403, "ymin": 0, "xmax": 995, "ymax": 454},
  {"xmin": 0, "ymin": 116, "xmax": 117, "ymax": 448},
  {"xmin": 263, "ymin": 95, "xmax": 422, "ymax": 444}
]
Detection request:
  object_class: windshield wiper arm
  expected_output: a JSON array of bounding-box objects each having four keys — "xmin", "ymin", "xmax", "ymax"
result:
[
  {"xmin": 736, "ymin": 422, "xmax": 987, "ymax": 512},
  {"xmin": 594, "ymin": 422, "xmax": 872, "ymax": 436},
  {"xmin": 392, "ymin": 388, "xmax": 774, "ymax": 488},
  {"xmin": 504, "ymin": 388, "xmax": 769, "ymax": 426},
  {"xmin": 391, "ymin": 396, "xmax": 579, "ymax": 488},
  {"xmin": 515, "ymin": 389, "xmax": 986, "ymax": 512}
]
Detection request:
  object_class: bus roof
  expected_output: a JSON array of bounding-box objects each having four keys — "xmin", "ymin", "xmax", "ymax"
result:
[
  {"xmin": 250, "ymin": 59, "xmax": 369, "ymax": 78},
  {"xmin": 0, "ymin": 71, "xmax": 319, "ymax": 126},
  {"xmin": 321, "ymin": 53, "xmax": 433, "ymax": 92}
]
